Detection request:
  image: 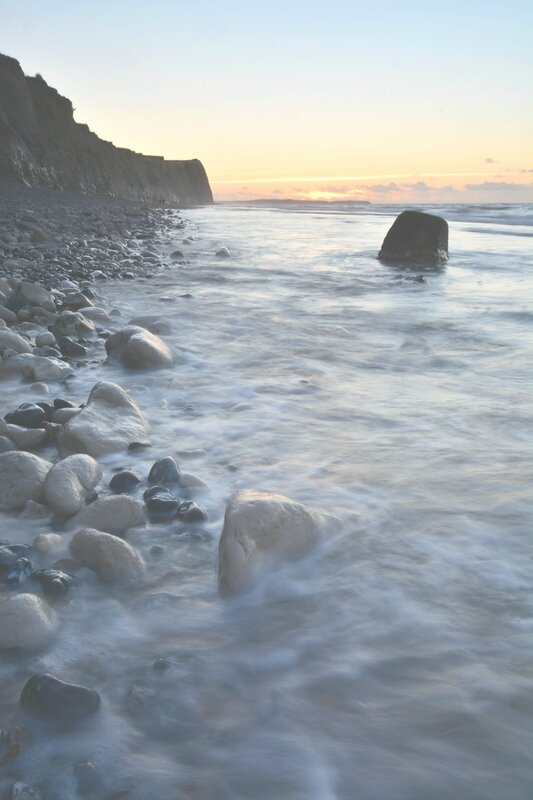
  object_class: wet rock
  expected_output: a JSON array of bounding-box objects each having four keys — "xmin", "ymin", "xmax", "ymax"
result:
[
  {"xmin": 0, "ymin": 545, "xmax": 32, "ymax": 585},
  {"xmin": 0, "ymin": 352, "xmax": 74, "ymax": 382},
  {"xmin": 74, "ymin": 761, "xmax": 105, "ymax": 797},
  {"xmin": 153, "ymin": 657, "xmax": 173, "ymax": 672},
  {"xmin": 170, "ymin": 249, "xmax": 184, "ymax": 260},
  {"xmin": 33, "ymin": 532, "xmax": 63, "ymax": 554},
  {"xmin": 378, "ymin": 210, "xmax": 449, "ymax": 264},
  {"xmin": 51, "ymin": 310, "xmax": 95, "ymax": 339},
  {"xmin": 52, "ymin": 407, "xmax": 80, "ymax": 424},
  {"xmin": 8, "ymin": 281, "xmax": 55, "ymax": 311},
  {"xmin": 144, "ymin": 485, "xmax": 179, "ymax": 518},
  {"xmin": 53, "ymin": 397, "xmax": 76, "ymax": 409},
  {"xmin": 148, "ymin": 456, "xmax": 181, "ymax": 484},
  {"xmin": 31, "ymin": 568, "xmax": 74, "ymax": 598},
  {"xmin": 0, "ymin": 305, "xmax": 17, "ymax": 325},
  {"xmin": 0, "ymin": 329, "xmax": 32, "ymax": 355},
  {"xmin": 5, "ymin": 402, "xmax": 47, "ymax": 428},
  {"xmin": 59, "ymin": 381, "xmax": 149, "ymax": 458},
  {"xmin": 109, "ymin": 469, "xmax": 141, "ymax": 493},
  {"xmin": 36, "ymin": 331, "xmax": 58, "ymax": 349},
  {"xmin": 179, "ymin": 472, "xmax": 208, "ymax": 491},
  {"xmin": 176, "ymin": 500, "xmax": 208, "ymax": 523},
  {"xmin": 128, "ymin": 440, "xmax": 151, "ymax": 452},
  {"xmin": 0, "ymin": 451, "xmax": 52, "ymax": 510},
  {"xmin": 58, "ymin": 335, "xmax": 89, "ymax": 357},
  {"xmin": 215, "ymin": 247, "xmax": 231, "ymax": 258},
  {"xmin": 217, "ymin": 489, "xmax": 327, "ymax": 596},
  {"xmin": 105, "ymin": 325, "xmax": 173, "ymax": 369},
  {"xmin": 70, "ymin": 528, "xmax": 144, "ymax": 584},
  {"xmin": 67, "ymin": 494, "xmax": 145, "ymax": 534},
  {"xmin": 0, "ymin": 593, "xmax": 57, "ymax": 651},
  {"xmin": 0, "ymin": 418, "xmax": 46, "ymax": 450},
  {"xmin": 0, "ymin": 434, "xmax": 16, "ymax": 452},
  {"xmin": 20, "ymin": 673, "xmax": 100, "ymax": 724},
  {"xmin": 44, "ymin": 454, "xmax": 102, "ymax": 517}
]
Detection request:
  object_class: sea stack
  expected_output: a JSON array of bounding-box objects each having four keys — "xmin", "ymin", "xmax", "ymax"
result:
[{"xmin": 378, "ymin": 210, "xmax": 448, "ymax": 264}]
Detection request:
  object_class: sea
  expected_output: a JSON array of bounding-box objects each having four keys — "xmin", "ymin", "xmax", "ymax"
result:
[{"xmin": 1, "ymin": 201, "xmax": 532, "ymax": 799}]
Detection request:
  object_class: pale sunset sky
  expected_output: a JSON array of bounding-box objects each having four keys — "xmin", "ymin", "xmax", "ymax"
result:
[{"xmin": 1, "ymin": 0, "xmax": 532, "ymax": 202}]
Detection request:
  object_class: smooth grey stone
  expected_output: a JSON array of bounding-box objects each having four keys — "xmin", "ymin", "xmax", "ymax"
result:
[
  {"xmin": 4, "ymin": 402, "xmax": 46, "ymax": 428},
  {"xmin": 20, "ymin": 673, "xmax": 100, "ymax": 725},
  {"xmin": 148, "ymin": 456, "xmax": 180, "ymax": 484},
  {"xmin": 109, "ymin": 469, "xmax": 141, "ymax": 493}
]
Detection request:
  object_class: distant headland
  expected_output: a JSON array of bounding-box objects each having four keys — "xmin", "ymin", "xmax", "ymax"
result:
[{"xmin": 0, "ymin": 53, "xmax": 213, "ymax": 206}]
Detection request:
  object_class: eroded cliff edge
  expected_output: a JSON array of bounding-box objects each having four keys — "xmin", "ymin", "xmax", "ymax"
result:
[{"xmin": 0, "ymin": 53, "xmax": 213, "ymax": 206}]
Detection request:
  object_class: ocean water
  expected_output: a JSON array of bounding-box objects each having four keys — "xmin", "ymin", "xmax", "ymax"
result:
[{"xmin": 1, "ymin": 202, "xmax": 532, "ymax": 799}]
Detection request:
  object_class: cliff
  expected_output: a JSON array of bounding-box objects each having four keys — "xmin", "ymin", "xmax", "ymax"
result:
[{"xmin": 0, "ymin": 53, "xmax": 213, "ymax": 206}]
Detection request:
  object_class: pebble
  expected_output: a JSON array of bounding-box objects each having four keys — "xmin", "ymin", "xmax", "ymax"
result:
[
  {"xmin": 20, "ymin": 673, "xmax": 101, "ymax": 725},
  {"xmin": 4, "ymin": 402, "xmax": 47, "ymax": 428},
  {"xmin": 176, "ymin": 500, "xmax": 208, "ymax": 523},
  {"xmin": 144, "ymin": 485, "xmax": 179, "ymax": 518},
  {"xmin": 109, "ymin": 469, "xmax": 141, "ymax": 493},
  {"xmin": 148, "ymin": 455, "xmax": 181, "ymax": 484},
  {"xmin": 215, "ymin": 246, "xmax": 231, "ymax": 258}
]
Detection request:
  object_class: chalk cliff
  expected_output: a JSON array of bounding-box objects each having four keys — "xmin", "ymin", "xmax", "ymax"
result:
[{"xmin": 0, "ymin": 53, "xmax": 213, "ymax": 206}]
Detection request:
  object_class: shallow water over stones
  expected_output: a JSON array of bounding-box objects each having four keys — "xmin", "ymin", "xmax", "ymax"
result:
[{"xmin": 0, "ymin": 200, "xmax": 532, "ymax": 799}]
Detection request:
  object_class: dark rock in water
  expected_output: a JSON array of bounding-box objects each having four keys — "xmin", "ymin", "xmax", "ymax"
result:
[
  {"xmin": 170, "ymin": 249, "xmax": 184, "ymax": 260},
  {"xmin": 378, "ymin": 210, "xmax": 448, "ymax": 264},
  {"xmin": 31, "ymin": 568, "xmax": 74, "ymax": 598},
  {"xmin": 148, "ymin": 456, "xmax": 181, "ymax": 484},
  {"xmin": 0, "ymin": 545, "xmax": 32, "ymax": 585},
  {"xmin": 153, "ymin": 657, "xmax": 172, "ymax": 672},
  {"xmin": 0, "ymin": 435, "xmax": 16, "ymax": 453},
  {"xmin": 34, "ymin": 401, "xmax": 54, "ymax": 420},
  {"xmin": 215, "ymin": 247, "xmax": 231, "ymax": 258},
  {"xmin": 109, "ymin": 469, "xmax": 141, "ymax": 493},
  {"xmin": 58, "ymin": 336, "xmax": 89, "ymax": 357},
  {"xmin": 20, "ymin": 673, "xmax": 100, "ymax": 724},
  {"xmin": 128, "ymin": 440, "xmax": 151, "ymax": 452},
  {"xmin": 5, "ymin": 402, "xmax": 46, "ymax": 428},
  {"xmin": 144, "ymin": 485, "xmax": 179, "ymax": 518},
  {"xmin": 149, "ymin": 544, "xmax": 165, "ymax": 557},
  {"xmin": 73, "ymin": 761, "xmax": 104, "ymax": 797},
  {"xmin": 53, "ymin": 397, "xmax": 76, "ymax": 409},
  {"xmin": 176, "ymin": 500, "xmax": 208, "ymax": 523}
]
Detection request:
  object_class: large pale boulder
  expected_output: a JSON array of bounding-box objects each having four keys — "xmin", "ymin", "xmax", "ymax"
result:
[
  {"xmin": 67, "ymin": 494, "xmax": 145, "ymax": 533},
  {"xmin": 0, "ymin": 353, "xmax": 74, "ymax": 382},
  {"xmin": 0, "ymin": 329, "xmax": 32, "ymax": 355},
  {"xmin": 69, "ymin": 528, "xmax": 144, "ymax": 584},
  {"xmin": 0, "ymin": 593, "xmax": 57, "ymax": 651},
  {"xmin": 44, "ymin": 454, "xmax": 102, "ymax": 517},
  {"xmin": 105, "ymin": 325, "xmax": 173, "ymax": 369},
  {"xmin": 6, "ymin": 281, "xmax": 55, "ymax": 312},
  {"xmin": 218, "ymin": 489, "xmax": 328, "ymax": 596},
  {"xmin": 0, "ymin": 451, "xmax": 52, "ymax": 510},
  {"xmin": 0, "ymin": 419, "xmax": 47, "ymax": 450},
  {"xmin": 59, "ymin": 382, "xmax": 149, "ymax": 457},
  {"xmin": 378, "ymin": 210, "xmax": 448, "ymax": 264}
]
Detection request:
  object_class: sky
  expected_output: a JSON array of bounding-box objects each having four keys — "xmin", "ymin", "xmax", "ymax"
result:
[{"xmin": 1, "ymin": 0, "xmax": 532, "ymax": 202}]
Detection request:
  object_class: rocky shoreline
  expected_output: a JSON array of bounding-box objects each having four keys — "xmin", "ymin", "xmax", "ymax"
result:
[{"xmin": 0, "ymin": 186, "xmax": 331, "ymax": 799}]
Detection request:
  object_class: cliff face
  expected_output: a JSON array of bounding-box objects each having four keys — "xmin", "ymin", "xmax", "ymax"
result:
[{"xmin": 0, "ymin": 54, "xmax": 213, "ymax": 206}]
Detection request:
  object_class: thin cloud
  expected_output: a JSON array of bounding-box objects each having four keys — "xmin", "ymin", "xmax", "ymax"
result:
[
  {"xmin": 464, "ymin": 181, "xmax": 533, "ymax": 191},
  {"xmin": 484, "ymin": 157, "xmax": 498, "ymax": 164}
]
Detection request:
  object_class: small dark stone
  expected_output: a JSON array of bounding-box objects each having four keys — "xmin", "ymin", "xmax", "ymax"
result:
[
  {"xmin": 109, "ymin": 470, "xmax": 141, "ymax": 493},
  {"xmin": 144, "ymin": 486, "xmax": 179, "ymax": 518},
  {"xmin": 378, "ymin": 210, "xmax": 449, "ymax": 264},
  {"xmin": 152, "ymin": 657, "xmax": 172, "ymax": 672},
  {"xmin": 215, "ymin": 247, "xmax": 231, "ymax": 258},
  {"xmin": 31, "ymin": 568, "xmax": 74, "ymax": 598},
  {"xmin": 74, "ymin": 761, "xmax": 104, "ymax": 797},
  {"xmin": 58, "ymin": 336, "xmax": 89, "ymax": 357},
  {"xmin": 20, "ymin": 673, "xmax": 101, "ymax": 725},
  {"xmin": 148, "ymin": 456, "xmax": 181, "ymax": 484},
  {"xmin": 34, "ymin": 401, "xmax": 54, "ymax": 420},
  {"xmin": 149, "ymin": 544, "xmax": 165, "ymax": 557},
  {"xmin": 170, "ymin": 249, "xmax": 184, "ymax": 260},
  {"xmin": 128, "ymin": 441, "xmax": 151, "ymax": 452},
  {"xmin": 5, "ymin": 402, "xmax": 46, "ymax": 428},
  {"xmin": 53, "ymin": 398, "xmax": 76, "ymax": 409},
  {"xmin": 0, "ymin": 546, "xmax": 32, "ymax": 585},
  {"xmin": 176, "ymin": 500, "xmax": 208, "ymax": 523}
]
